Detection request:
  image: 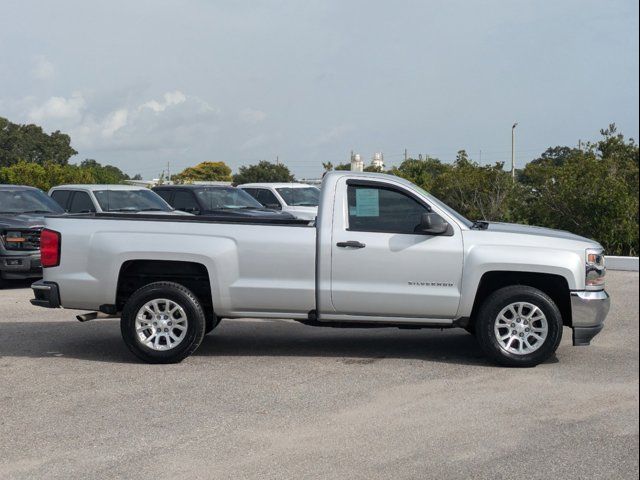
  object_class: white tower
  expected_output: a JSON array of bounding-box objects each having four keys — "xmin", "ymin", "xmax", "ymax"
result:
[
  {"xmin": 351, "ymin": 153, "xmax": 364, "ymax": 172},
  {"xmin": 372, "ymin": 152, "xmax": 384, "ymax": 170}
]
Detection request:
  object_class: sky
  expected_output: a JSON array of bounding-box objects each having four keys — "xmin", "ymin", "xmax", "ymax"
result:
[{"xmin": 0, "ymin": 0, "xmax": 638, "ymax": 179}]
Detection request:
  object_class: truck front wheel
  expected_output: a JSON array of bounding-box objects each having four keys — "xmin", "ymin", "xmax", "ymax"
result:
[
  {"xmin": 120, "ymin": 282, "xmax": 206, "ymax": 363},
  {"xmin": 475, "ymin": 286, "xmax": 563, "ymax": 367}
]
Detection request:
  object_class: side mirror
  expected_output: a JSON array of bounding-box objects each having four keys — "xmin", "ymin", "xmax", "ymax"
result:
[{"xmin": 419, "ymin": 212, "xmax": 450, "ymax": 235}]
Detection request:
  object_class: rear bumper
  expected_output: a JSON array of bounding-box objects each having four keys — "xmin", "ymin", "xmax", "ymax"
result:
[
  {"xmin": 0, "ymin": 252, "xmax": 42, "ymax": 279},
  {"xmin": 571, "ymin": 290, "xmax": 610, "ymax": 346},
  {"xmin": 30, "ymin": 280, "xmax": 61, "ymax": 308}
]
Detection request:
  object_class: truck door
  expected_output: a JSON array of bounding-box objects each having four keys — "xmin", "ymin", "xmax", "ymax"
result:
[{"xmin": 330, "ymin": 179, "xmax": 464, "ymax": 319}]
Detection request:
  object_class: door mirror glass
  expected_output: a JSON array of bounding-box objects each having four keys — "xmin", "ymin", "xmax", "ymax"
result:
[{"xmin": 419, "ymin": 212, "xmax": 450, "ymax": 235}]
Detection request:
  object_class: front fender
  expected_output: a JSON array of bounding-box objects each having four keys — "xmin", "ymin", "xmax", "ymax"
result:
[{"xmin": 457, "ymin": 245, "xmax": 583, "ymax": 318}]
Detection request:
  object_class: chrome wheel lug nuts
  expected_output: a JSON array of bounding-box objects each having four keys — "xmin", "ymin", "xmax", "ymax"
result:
[{"xmin": 519, "ymin": 333, "xmax": 524, "ymax": 337}]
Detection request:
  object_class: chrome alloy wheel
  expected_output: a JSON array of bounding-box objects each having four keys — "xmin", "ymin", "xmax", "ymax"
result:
[
  {"xmin": 135, "ymin": 299, "xmax": 188, "ymax": 351},
  {"xmin": 494, "ymin": 302, "xmax": 548, "ymax": 355}
]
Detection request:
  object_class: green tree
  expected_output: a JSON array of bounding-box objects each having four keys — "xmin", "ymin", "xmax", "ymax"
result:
[
  {"xmin": 0, "ymin": 161, "xmax": 93, "ymax": 191},
  {"xmin": 387, "ymin": 156, "xmax": 449, "ymax": 191},
  {"xmin": 517, "ymin": 125, "xmax": 638, "ymax": 255},
  {"xmin": 232, "ymin": 161, "xmax": 294, "ymax": 184},
  {"xmin": 322, "ymin": 161, "xmax": 334, "ymax": 172},
  {"xmin": 80, "ymin": 159, "xmax": 130, "ymax": 184},
  {"xmin": 0, "ymin": 116, "xmax": 77, "ymax": 167},
  {"xmin": 334, "ymin": 163, "xmax": 351, "ymax": 171},
  {"xmin": 437, "ymin": 156, "xmax": 517, "ymax": 222},
  {"xmin": 173, "ymin": 161, "xmax": 233, "ymax": 183}
]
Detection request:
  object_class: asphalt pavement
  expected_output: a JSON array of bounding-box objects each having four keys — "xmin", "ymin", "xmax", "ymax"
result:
[{"xmin": 1, "ymin": 271, "xmax": 638, "ymax": 480}]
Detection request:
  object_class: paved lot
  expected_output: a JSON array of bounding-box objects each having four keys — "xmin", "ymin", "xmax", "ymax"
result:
[{"xmin": 1, "ymin": 271, "xmax": 638, "ymax": 480}]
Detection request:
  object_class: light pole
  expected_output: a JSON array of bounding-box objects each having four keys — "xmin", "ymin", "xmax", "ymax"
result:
[{"xmin": 511, "ymin": 122, "xmax": 518, "ymax": 181}]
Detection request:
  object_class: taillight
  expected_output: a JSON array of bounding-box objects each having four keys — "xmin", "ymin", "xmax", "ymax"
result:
[{"xmin": 40, "ymin": 229, "xmax": 61, "ymax": 268}]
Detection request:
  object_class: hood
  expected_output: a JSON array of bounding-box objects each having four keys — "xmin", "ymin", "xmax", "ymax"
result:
[
  {"xmin": 485, "ymin": 222, "xmax": 596, "ymax": 244},
  {"xmin": 284, "ymin": 206, "xmax": 317, "ymax": 220},
  {"xmin": 0, "ymin": 213, "xmax": 48, "ymax": 230}
]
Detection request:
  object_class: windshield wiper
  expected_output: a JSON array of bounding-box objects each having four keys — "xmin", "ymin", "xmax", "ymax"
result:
[
  {"xmin": 139, "ymin": 208, "xmax": 165, "ymax": 211},
  {"xmin": 471, "ymin": 220, "xmax": 490, "ymax": 230},
  {"xmin": 19, "ymin": 210, "xmax": 54, "ymax": 214}
]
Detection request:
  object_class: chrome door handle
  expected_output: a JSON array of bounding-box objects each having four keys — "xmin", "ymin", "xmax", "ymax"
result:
[{"xmin": 336, "ymin": 241, "xmax": 366, "ymax": 249}]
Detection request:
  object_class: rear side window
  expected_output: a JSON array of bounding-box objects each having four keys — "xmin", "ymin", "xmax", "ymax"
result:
[
  {"xmin": 50, "ymin": 190, "xmax": 71, "ymax": 210},
  {"xmin": 347, "ymin": 184, "xmax": 427, "ymax": 234},
  {"xmin": 68, "ymin": 192, "xmax": 96, "ymax": 213},
  {"xmin": 242, "ymin": 188, "xmax": 257, "ymax": 198},
  {"xmin": 173, "ymin": 191, "xmax": 200, "ymax": 212},
  {"xmin": 255, "ymin": 189, "xmax": 281, "ymax": 208},
  {"xmin": 154, "ymin": 190, "xmax": 173, "ymax": 203}
]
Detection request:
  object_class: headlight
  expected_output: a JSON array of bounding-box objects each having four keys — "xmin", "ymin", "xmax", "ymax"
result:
[{"xmin": 585, "ymin": 248, "xmax": 606, "ymax": 288}]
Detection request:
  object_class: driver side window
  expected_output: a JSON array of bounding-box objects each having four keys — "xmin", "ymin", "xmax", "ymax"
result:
[{"xmin": 347, "ymin": 184, "xmax": 428, "ymax": 234}]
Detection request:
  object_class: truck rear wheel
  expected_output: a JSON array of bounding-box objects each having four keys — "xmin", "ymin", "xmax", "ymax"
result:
[
  {"xmin": 475, "ymin": 286, "xmax": 563, "ymax": 367},
  {"xmin": 120, "ymin": 282, "xmax": 206, "ymax": 363}
]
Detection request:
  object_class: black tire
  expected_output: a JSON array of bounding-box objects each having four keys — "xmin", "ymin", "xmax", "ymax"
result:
[
  {"xmin": 476, "ymin": 285, "xmax": 563, "ymax": 368},
  {"xmin": 120, "ymin": 281, "xmax": 206, "ymax": 364},
  {"xmin": 205, "ymin": 314, "xmax": 221, "ymax": 335}
]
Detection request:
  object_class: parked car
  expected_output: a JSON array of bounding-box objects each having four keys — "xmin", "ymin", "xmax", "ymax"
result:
[
  {"xmin": 0, "ymin": 185, "xmax": 65, "ymax": 288},
  {"xmin": 152, "ymin": 185, "xmax": 296, "ymax": 220},
  {"xmin": 48, "ymin": 185, "xmax": 190, "ymax": 215},
  {"xmin": 239, "ymin": 183, "xmax": 320, "ymax": 220},
  {"xmin": 32, "ymin": 171, "xmax": 610, "ymax": 366}
]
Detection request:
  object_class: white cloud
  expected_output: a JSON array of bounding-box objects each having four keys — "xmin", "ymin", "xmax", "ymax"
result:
[
  {"xmin": 68, "ymin": 90, "xmax": 220, "ymax": 151},
  {"xmin": 28, "ymin": 93, "xmax": 85, "ymax": 123},
  {"xmin": 140, "ymin": 90, "xmax": 187, "ymax": 113},
  {"xmin": 32, "ymin": 56, "xmax": 55, "ymax": 80},
  {"xmin": 102, "ymin": 109, "xmax": 128, "ymax": 137},
  {"xmin": 238, "ymin": 107, "xmax": 267, "ymax": 124}
]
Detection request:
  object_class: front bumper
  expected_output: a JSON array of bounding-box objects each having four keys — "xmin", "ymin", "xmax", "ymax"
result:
[
  {"xmin": 0, "ymin": 252, "xmax": 42, "ymax": 279},
  {"xmin": 30, "ymin": 280, "xmax": 61, "ymax": 308},
  {"xmin": 571, "ymin": 290, "xmax": 610, "ymax": 346}
]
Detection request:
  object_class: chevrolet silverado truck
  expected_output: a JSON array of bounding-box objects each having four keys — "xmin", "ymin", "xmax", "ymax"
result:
[
  {"xmin": 1, "ymin": 185, "xmax": 65, "ymax": 288},
  {"xmin": 31, "ymin": 172, "xmax": 610, "ymax": 367}
]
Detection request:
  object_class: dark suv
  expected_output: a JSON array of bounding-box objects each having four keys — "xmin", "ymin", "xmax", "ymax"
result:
[
  {"xmin": 152, "ymin": 185, "xmax": 296, "ymax": 220},
  {"xmin": 0, "ymin": 185, "xmax": 64, "ymax": 287}
]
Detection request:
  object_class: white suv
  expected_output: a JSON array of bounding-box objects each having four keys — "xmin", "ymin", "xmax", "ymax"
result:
[
  {"xmin": 238, "ymin": 183, "xmax": 319, "ymax": 220},
  {"xmin": 48, "ymin": 185, "xmax": 190, "ymax": 215}
]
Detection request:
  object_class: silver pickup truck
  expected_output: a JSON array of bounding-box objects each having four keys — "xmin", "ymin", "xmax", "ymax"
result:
[{"xmin": 31, "ymin": 171, "xmax": 610, "ymax": 367}]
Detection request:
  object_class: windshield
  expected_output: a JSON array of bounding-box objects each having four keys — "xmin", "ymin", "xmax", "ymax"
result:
[
  {"xmin": 196, "ymin": 187, "xmax": 264, "ymax": 210},
  {"xmin": 413, "ymin": 186, "xmax": 474, "ymax": 228},
  {"xmin": 94, "ymin": 189, "xmax": 172, "ymax": 212},
  {"xmin": 0, "ymin": 189, "xmax": 64, "ymax": 214},
  {"xmin": 275, "ymin": 187, "xmax": 320, "ymax": 207}
]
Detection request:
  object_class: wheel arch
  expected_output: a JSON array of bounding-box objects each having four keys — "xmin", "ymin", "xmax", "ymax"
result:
[
  {"xmin": 469, "ymin": 271, "xmax": 572, "ymax": 327},
  {"xmin": 116, "ymin": 260, "xmax": 214, "ymax": 317}
]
